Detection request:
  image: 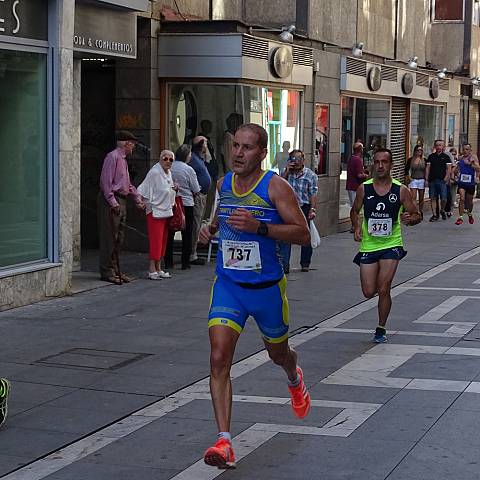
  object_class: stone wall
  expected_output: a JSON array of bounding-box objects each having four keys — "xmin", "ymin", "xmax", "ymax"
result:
[
  {"xmin": 427, "ymin": 23, "xmax": 464, "ymax": 72},
  {"xmin": 309, "ymin": 0, "xmax": 357, "ymax": 46},
  {"xmin": 313, "ymin": 49, "xmax": 341, "ymax": 236}
]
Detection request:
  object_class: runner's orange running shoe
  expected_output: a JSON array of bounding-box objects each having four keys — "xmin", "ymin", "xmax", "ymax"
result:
[
  {"xmin": 204, "ymin": 438, "xmax": 237, "ymax": 469},
  {"xmin": 288, "ymin": 367, "xmax": 311, "ymax": 418}
]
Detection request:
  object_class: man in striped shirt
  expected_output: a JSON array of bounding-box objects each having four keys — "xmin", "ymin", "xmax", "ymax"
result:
[{"xmin": 280, "ymin": 150, "xmax": 318, "ymax": 272}]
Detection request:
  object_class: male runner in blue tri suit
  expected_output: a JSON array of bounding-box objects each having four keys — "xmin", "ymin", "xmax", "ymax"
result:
[{"xmin": 199, "ymin": 124, "xmax": 311, "ymax": 470}]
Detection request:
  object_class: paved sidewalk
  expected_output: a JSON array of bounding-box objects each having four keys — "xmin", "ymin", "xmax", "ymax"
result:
[{"xmin": 1, "ymin": 216, "xmax": 480, "ymax": 479}]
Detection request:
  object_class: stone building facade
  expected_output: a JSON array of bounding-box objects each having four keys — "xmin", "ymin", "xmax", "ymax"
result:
[{"xmin": 1, "ymin": 0, "xmax": 478, "ymax": 310}]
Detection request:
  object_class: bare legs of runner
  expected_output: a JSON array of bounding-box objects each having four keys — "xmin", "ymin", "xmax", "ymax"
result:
[
  {"xmin": 359, "ymin": 259, "xmax": 399, "ymax": 327},
  {"xmin": 209, "ymin": 326, "xmax": 300, "ymax": 433}
]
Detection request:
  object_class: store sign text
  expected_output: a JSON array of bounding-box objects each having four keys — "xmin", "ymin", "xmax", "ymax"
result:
[
  {"xmin": 0, "ymin": 0, "xmax": 48, "ymax": 40},
  {"xmin": 74, "ymin": 2, "xmax": 136, "ymax": 58},
  {"xmin": 0, "ymin": 0, "xmax": 20, "ymax": 35},
  {"xmin": 73, "ymin": 34, "xmax": 134, "ymax": 55}
]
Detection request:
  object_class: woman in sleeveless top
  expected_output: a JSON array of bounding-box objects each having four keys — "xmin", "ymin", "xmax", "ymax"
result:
[{"xmin": 405, "ymin": 145, "xmax": 426, "ymax": 217}]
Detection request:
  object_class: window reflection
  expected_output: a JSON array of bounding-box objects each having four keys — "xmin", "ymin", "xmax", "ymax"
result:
[
  {"xmin": 410, "ymin": 103, "xmax": 443, "ymax": 154},
  {"xmin": 0, "ymin": 50, "xmax": 47, "ymax": 268},
  {"xmin": 340, "ymin": 96, "xmax": 390, "ymax": 219},
  {"xmin": 168, "ymin": 84, "xmax": 301, "ymax": 175}
]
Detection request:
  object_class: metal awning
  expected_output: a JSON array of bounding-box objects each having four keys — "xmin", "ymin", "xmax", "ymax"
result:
[{"xmin": 93, "ymin": 0, "xmax": 149, "ymax": 11}]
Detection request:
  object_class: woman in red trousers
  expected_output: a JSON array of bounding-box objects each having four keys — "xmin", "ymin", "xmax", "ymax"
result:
[{"xmin": 138, "ymin": 150, "xmax": 177, "ymax": 279}]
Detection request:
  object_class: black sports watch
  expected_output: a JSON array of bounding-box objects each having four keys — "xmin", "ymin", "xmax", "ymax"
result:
[{"xmin": 256, "ymin": 221, "xmax": 269, "ymax": 236}]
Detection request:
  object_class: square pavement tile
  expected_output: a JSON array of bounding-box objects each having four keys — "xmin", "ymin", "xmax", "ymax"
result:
[
  {"xmin": 41, "ymin": 462, "xmax": 180, "ymax": 480},
  {"xmin": 421, "ymin": 409, "xmax": 480, "ymax": 450},
  {"xmin": 0, "ymin": 427, "xmax": 77, "ymax": 458},
  {"xmin": 0, "ymin": 454, "xmax": 31, "ymax": 477},
  {"xmin": 9, "ymin": 364, "xmax": 110, "ymax": 388},
  {"xmin": 309, "ymin": 383, "xmax": 400, "ymax": 404},
  {"xmin": 166, "ymin": 399, "xmax": 342, "ymax": 429},
  {"xmin": 391, "ymin": 353, "xmax": 480, "ymax": 381},
  {"xmin": 79, "ymin": 417, "xmax": 252, "ymax": 471},
  {"xmin": 349, "ymin": 404, "xmax": 446, "ymax": 442},
  {"xmin": 44, "ymin": 389, "xmax": 158, "ymax": 414},
  {"xmin": 8, "ymin": 405, "xmax": 125, "ymax": 435},
  {"xmin": 224, "ymin": 434, "xmax": 413, "ymax": 480},
  {"xmin": 385, "ymin": 389, "xmax": 460, "ymax": 409},
  {"xmin": 387, "ymin": 442, "xmax": 480, "ymax": 480},
  {"xmin": 450, "ymin": 392, "xmax": 480, "ymax": 412},
  {"xmin": 387, "ymin": 334, "xmax": 458, "ymax": 347}
]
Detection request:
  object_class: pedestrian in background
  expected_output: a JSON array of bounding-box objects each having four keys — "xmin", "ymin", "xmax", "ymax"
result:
[
  {"xmin": 425, "ymin": 139, "xmax": 451, "ymax": 222},
  {"xmin": 189, "ymin": 136, "xmax": 212, "ymax": 266},
  {"xmin": 280, "ymin": 149, "xmax": 318, "ymax": 273},
  {"xmin": 346, "ymin": 142, "xmax": 369, "ymax": 232},
  {"xmin": 165, "ymin": 144, "xmax": 201, "ymax": 270},
  {"xmin": 137, "ymin": 150, "xmax": 177, "ymax": 280},
  {"xmin": 98, "ymin": 130, "xmax": 145, "ymax": 284},
  {"xmin": 454, "ymin": 143, "xmax": 480, "ymax": 225},
  {"xmin": 272, "ymin": 140, "xmax": 291, "ymax": 173},
  {"xmin": 405, "ymin": 145, "xmax": 426, "ymax": 218},
  {"xmin": 448, "ymin": 147, "xmax": 459, "ymax": 208}
]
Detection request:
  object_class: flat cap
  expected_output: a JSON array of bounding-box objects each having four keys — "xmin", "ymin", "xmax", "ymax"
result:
[{"xmin": 116, "ymin": 130, "xmax": 139, "ymax": 142}]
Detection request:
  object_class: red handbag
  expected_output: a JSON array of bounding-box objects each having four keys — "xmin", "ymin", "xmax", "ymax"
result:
[{"xmin": 169, "ymin": 196, "xmax": 186, "ymax": 231}]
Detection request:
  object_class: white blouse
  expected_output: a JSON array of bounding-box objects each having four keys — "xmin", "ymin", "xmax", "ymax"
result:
[{"xmin": 137, "ymin": 163, "xmax": 176, "ymax": 218}]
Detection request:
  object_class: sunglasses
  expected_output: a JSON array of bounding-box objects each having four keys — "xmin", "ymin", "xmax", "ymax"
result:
[{"xmin": 162, "ymin": 157, "xmax": 174, "ymax": 162}]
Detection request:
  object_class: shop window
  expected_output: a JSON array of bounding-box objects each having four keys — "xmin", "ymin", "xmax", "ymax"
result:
[
  {"xmin": 287, "ymin": 91, "xmax": 299, "ymax": 127},
  {"xmin": 339, "ymin": 97, "xmax": 390, "ymax": 220},
  {"xmin": 447, "ymin": 115, "xmax": 456, "ymax": 147},
  {"xmin": 474, "ymin": 0, "xmax": 480, "ymax": 26},
  {"xmin": 355, "ymin": 98, "xmax": 389, "ymax": 169},
  {"xmin": 314, "ymin": 103, "xmax": 329, "ymax": 175},
  {"xmin": 0, "ymin": 50, "xmax": 48, "ymax": 269},
  {"xmin": 432, "ymin": 0, "xmax": 464, "ymax": 21},
  {"xmin": 410, "ymin": 103, "xmax": 444, "ymax": 153},
  {"xmin": 168, "ymin": 84, "xmax": 301, "ymax": 176}
]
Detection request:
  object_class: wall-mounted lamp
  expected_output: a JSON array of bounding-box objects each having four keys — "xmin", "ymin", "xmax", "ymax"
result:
[
  {"xmin": 279, "ymin": 25, "xmax": 296, "ymax": 43},
  {"xmin": 437, "ymin": 67, "xmax": 448, "ymax": 79},
  {"xmin": 472, "ymin": 77, "xmax": 480, "ymax": 86},
  {"xmin": 407, "ymin": 56, "xmax": 418, "ymax": 70},
  {"xmin": 248, "ymin": 24, "xmax": 296, "ymax": 43},
  {"xmin": 351, "ymin": 42, "xmax": 364, "ymax": 58},
  {"xmin": 324, "ymin": 42, "xmax": 364, "ymax": 58}
]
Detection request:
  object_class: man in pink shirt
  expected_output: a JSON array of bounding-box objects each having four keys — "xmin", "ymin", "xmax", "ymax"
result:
[
  {"xmin": 98, "ymin": 130, "xmax": 145, "ymax": 284},
  {"xmin": 346, "ymin": 142, "xmax": 368, "ymax": 205},
  {"xmin": 346, "ymin": 142, "xmax": 368, "ymax": 232}
]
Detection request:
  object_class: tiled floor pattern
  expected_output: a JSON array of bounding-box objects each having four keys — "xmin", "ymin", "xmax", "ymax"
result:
[{"xmin": 5, "ymin": 246, "xmax": 480, "ymax": 479}]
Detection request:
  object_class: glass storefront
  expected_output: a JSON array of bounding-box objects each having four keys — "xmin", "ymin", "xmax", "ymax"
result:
[
  {"xmin": 169, "ymin": 84, "xmax": 301, "ymax": 175},
  {"xmin": 339, "ymin": 96, "xmax": 390, "ymax": 219},
  {"xmin": 410, "ymin": 103, "xmax": 444, "ymax": 153},
  {"xmin": 0, "ymin": 50, "xmax": 48, "ymax": 269},
  {"xmin": 314, "ymin": 103, "xmax": 329, "ymax": 175}
]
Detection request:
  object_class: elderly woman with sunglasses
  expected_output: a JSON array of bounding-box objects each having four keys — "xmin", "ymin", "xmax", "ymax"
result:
[{"xmin": 138, "ymin": 150, "xmax": 177, "ymax": 279}]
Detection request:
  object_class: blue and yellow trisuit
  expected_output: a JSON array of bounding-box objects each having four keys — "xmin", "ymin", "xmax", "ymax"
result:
[{"xmin": 208, "ymin": 170, "xmax": 289, "ymax": 343}]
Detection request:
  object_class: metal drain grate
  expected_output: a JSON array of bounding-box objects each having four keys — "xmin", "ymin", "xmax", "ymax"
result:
[{"xmin": 34, "ymin": 348, "xmax": 152, "ymax": 371}]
